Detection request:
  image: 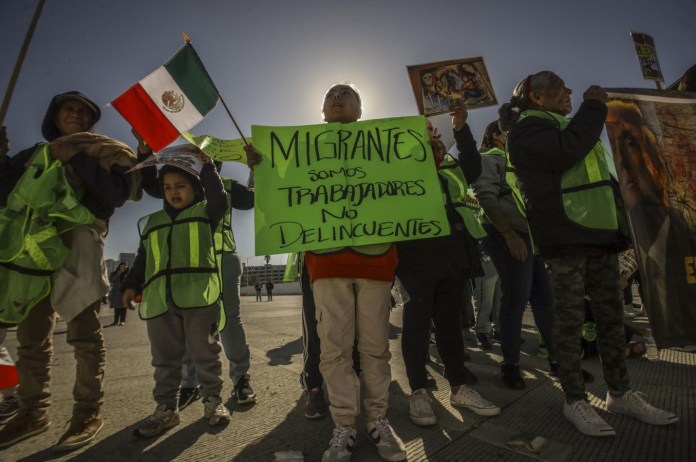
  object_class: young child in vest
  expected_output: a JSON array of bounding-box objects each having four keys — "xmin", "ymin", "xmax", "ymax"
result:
[{"xmin": 122, "ymin": 149, "xmax": 230, "ymax": 437}]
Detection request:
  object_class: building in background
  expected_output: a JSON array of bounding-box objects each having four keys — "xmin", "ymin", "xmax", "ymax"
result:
[{"xmin": 242, "ymin": 264, "xmax": 285, "ymax": 288}]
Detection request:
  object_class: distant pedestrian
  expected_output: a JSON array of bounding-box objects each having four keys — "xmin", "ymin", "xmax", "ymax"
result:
[
  {"xmin": 266, "ymin": 281, "xmax": 274, "ymax": 301},
  {"xmin": 108, "ymin": 262, "xmax": 129, "ymax": 326},
  {"xmin": 255, "ymin": 282, "xmax": 263, "ymax": 302}
]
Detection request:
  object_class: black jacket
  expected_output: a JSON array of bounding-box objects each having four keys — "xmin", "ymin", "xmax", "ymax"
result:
[
  {"xmin": 396, "ymin": 124, "xmax": 483, "ymax": 281},
  {"xmin": 508, "ymin": 100, "xmax": 626, "ymax": 258}
]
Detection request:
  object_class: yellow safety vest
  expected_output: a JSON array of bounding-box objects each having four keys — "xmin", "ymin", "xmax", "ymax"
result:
[
  {"xmin": 517, "ymin": 110, "xmax": 620, "ymax": 231},
  {"xmin": 0, "ymin": 144, "xmax": 94, "ymax": 324},
  {"xmin": 138, "ymin": 201, "xmax": 221, "ymax": 319},
  {"xmin": 438, "ymin": 155, "xmax": 487, "ymax": 239}
]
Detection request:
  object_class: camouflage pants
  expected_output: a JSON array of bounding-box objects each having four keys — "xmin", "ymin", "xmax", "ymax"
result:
[{"xmin": 545, "ymin": 254, "xmax": 630, "ymax": 401}]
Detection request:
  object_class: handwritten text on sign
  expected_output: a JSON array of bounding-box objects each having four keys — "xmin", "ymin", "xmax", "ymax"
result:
[{"xmin": 253, "ymin": 116, "xmax": 450, "ymax": 255}]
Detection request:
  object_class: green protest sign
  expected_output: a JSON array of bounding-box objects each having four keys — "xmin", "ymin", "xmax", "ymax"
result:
[
  {"xmin": 252, "ymin": 116, "xmax": 451, "ymax": 255},
  {"xmin": 181, "ymin": 132, "xmax": 249, "ymax": 164}
]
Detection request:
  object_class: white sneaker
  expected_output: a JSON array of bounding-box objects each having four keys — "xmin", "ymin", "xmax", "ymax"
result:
[
  {"xmin": 410, "ymin": 389, "xmax": 436, "ymax": 426},
  {"xmin": 563, "ymin": 400, "xmax": 615, "ymax": 436},
  {"xmin": 203, "ymin": 396, "xmax": 231, "ymax": 426},
  {"xmin": 322, "ymin": 424, "xmax": 357, "ymax": 462},
  {"xmin": 365, "ymin": 417, "xmax": 407, "ymax": 462},
  {"xmin": 606, "ymin": 391, "xmax": 679, "ymax": 425},
  {"xmin": 450, "ymin": 386, "xmax": 500, "ymax": 416}
]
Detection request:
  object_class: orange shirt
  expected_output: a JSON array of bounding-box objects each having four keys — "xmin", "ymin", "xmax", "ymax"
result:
[{"xmin": 304, "ymin": 245, "xmax": 398, "ymax": 282}]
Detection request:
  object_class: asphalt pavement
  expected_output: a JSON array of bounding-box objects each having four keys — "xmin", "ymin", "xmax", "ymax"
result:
[{"xmin": 2, "ymin": 295, "xmax": 694, "ymax": 462}]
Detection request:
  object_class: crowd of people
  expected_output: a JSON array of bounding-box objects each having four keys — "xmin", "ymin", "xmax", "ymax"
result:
[{"xmin": 1, "ymin": 64, "xmax": 694, "ymax": 460}]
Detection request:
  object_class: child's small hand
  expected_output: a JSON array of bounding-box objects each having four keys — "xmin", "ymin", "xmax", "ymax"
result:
[{"xmin": 123, "ymin": 288, "xmax": 138, "ymax": 310}]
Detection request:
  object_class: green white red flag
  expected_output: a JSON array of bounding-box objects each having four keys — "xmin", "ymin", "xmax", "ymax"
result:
[{"xmin": 112, "ymin": 43, "xmax": 219, "ymax": 152}]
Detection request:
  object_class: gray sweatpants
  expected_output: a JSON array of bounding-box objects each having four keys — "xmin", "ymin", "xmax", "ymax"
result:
[{"xmin": 146, "ymin": 303, "xmax": 223, "ymax": 409}]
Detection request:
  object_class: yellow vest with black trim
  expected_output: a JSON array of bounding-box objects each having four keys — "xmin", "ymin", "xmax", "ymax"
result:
[
  {"xmin": 438, "ymin": 155, "xmax": 487, "ymax": 239},
  {"xmin": 517, "ymin": 110, "xmax": 620, "ymax": 231},
  {"xmin": 138, "ymin": 201, "xmax": 221, "ymax": 319},
  {"xmin": 0, "ymin": 144, "xmax": 94, "ymax": 324},
  {"xmin": 480, "ymin": 147, "xmax": 527, "ymax": 218}
]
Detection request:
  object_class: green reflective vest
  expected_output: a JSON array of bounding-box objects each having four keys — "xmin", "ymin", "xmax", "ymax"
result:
[
  {"xmin": 283, "ymin": 251, "xmax": 301, "ymax": 282},
  {"xmin": 0, "ymin": 144, "xmax": 94, "ymax": 324},
  {"xmin": 138, "ymin": 201, "xmax": 221, "ymax": 319},
  {"xmin": 481, "ymin": 147, "xmax": 527, "ymax": 218},
  {"xmin": 517, "ymin": 110, "xmax": 620, "ymax": 231},
  {"xmin": 438, "ymin": 155, "xmax": 487, "ymax": 239}
]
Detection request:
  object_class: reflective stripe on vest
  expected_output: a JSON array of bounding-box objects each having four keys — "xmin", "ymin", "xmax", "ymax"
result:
[
  {"xmin": 438, "ymin": 155, "xmax": 486, "ymax": 239},
  {"xmin": 138, "ymin": 202, "xmax": 221, "ymax": 319},
  {"xmin": 517, "ymin": 110, "xmax": 618, "ymax": 231},
  {"xmin": 481, "ymin": 147, "xmax": 527, "ymax": 218}
]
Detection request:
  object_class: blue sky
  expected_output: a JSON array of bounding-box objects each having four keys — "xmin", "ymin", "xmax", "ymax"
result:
[{"xmin": 2, "ymin": 0, "xmax": 695, "ymax": 264}]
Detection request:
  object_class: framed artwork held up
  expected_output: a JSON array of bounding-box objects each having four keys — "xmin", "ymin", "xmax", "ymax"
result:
[{"xmin": 407, "ymin": 57, "xmax": 497, "ymax": 116}]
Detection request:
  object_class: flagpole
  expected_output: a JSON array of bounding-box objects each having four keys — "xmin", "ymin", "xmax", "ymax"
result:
[
  {"xmin": 183, "ymin": 33, "xmax": 249, "ymax": 146},
  {"xmin": 0, "ymin": 0, "xmax": 48, "ymax": 126}
]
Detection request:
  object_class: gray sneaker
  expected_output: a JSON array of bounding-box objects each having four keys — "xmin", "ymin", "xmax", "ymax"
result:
[
  {"xmin": 365, "ymin": 416, "xmax": 407, "ymax": 461},
  {"xmin": 134, "ymin": 405, "xmax": 180, "ymax": 438},
  {"xmin": 563, "ymin": 400, "xmax": 615, "ymax": 436},
  {"xmin": 606, "ymin": 391, "xmax": 679, "ymax": 425},
  {"xmin": 322, "ymin": 424, "xmax": 357, "ymax": 462},
  {"xmin": 409, "ymin": 389, "xmax": 436, "ymax": 426},
  {"xmin": 203, "ymin": 396, "xmax": 231, "ymax": 426}
]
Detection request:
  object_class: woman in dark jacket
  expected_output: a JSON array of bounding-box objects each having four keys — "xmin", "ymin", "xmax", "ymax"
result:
[
  {"xmin": 109, "ymin": 261, "xmax": 129, "ymax": 325},
  {"xmin": 500, "ymin": 70, "xmax": 677, "ymax": 437}
]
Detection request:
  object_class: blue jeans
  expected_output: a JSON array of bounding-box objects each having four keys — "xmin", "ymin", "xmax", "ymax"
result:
[
  {"xmin": 483, "ymin": 231, "xmax": 555, "ymax": 365},
  {"xmin": 472, "ymin": 256, "xmax": 501, "ymax": 336},
  {"xmin": 182, "ymin": 253, "xmax": 252, "ymax": 387}
]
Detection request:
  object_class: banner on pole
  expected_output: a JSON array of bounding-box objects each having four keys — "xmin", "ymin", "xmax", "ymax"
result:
[{"xmin": 605, "ymin": 88, "xmax": 696, "ymax": 348}]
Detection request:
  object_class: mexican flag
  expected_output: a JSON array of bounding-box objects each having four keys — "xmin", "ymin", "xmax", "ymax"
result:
[{"xmin": 112, "ymin": 43, "xmax": 219, "ymax": 152}]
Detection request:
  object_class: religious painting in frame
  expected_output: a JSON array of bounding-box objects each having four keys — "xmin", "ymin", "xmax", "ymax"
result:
[{"xmin": 407, "ymin": 57, "xmax": 497, "ymax": 116}]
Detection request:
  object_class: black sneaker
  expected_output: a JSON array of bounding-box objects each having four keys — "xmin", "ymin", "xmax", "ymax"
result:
[
  {"xmin": 476, "ymin": 333, "xmax": 493, "ymax": 351},
  {"xmin": 178, "ymin": 386, "xmax": 201, "ymax": 410},
  {"xmin": 501, "ymin": 363, "xmax": 526, "ymax": 390},
  {"xmin": 233, "ymin": 376, "xmax": 257, "ymax": 404},
  {"xmin": 304, "ymin": 387, "xmax": 327, "ymax": 419}
]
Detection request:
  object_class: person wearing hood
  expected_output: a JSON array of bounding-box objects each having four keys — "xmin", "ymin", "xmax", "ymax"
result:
[
  {"xmin": 0, "ymin": 92, "xmax": 133, "ymax": 451},
  {"xmin": 121, "ymin": 150, "xmax": 231, "ymax": 437},
  {"xmin": 133, "ymin": 133, "xmax": 258, "ymax": 409}
]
